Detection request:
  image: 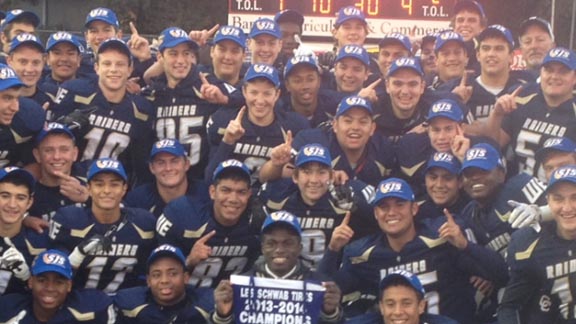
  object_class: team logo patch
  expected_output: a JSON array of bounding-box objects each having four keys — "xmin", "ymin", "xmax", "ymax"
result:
[
  {"xmin": 270, "ymin": 211, "xmax": 295, "ymax": 222},
  {"xmin": 302, "ymin": 145, "xmax": 325, "ymax": 157},
  {"xmin": 395, "ymin": 57, "xmax": 416, "ymax": 67},
  {"xmin": 440, "ymin": 31, "xmax": 458, "ymax": 40},
  {"xmin": 45, "ymin": 122, "xmax": 66, "ymax": 131},
  {"xmin": 549, "ymin": 48, "xmax": 570, "ymax": 59},
  {"xmin": 433, "ymin": 152, "xmax": 454, "ymax": 162},
  {"xmin": 290, "ymin": 56, "xmax": 312, "ymax": 64},
  {"xmin": 42, "ymin": 252, "xmax": 67, "ymax": 266},
  {"xmin": 154, "ymin": 244, "xmax": 177, "ymax": 254},
  {"xmin": 431, "ymin": 101, "xmax": 453, "ymax": 113},
  {"xmin": 220, "ymin": 26, "xmax": 240, "ymax": 36},
  {"xmin": 466, "ymin": 148, "xmax": 487, "ymax": 161},
  {"xmin": 343, "ymin": 45, "xmax": 363, "ymax": 55},
  {"xmin": 253, "ymin": 64, "xmax": 273, "ymax": 75},
  {"xmin": 155, "ymin": 139, "xmax": 176, "ymax": 148},
  {"xmin": 345, "ymin": 96, "xmax": 366, "ymax": 106},
  {"xmin": 96, "ymin": 159, "xmax": 120, "ymax": 170},
  {"xmin": 52, "ymin": 32, "xmax": 73, "ymax": 41},
  {"xmin": 15, "ymin": 33, "xmax": 38, "ymax": 42},
  {"xmin": 380, "ymin": 181, "xmax": 403, "ymax": 194},
  {"xmin": 3, "ymin": 166, "xmax": 18, "ymax": 173},
  {"xmin": 553, "ymin": 167, "xmax": 576, "ymax": 180},
  {"xmin": 543, "ymin": 138, "xmax": 563, "ymax": 148},
  {"xmin": 169, "ymin": 28, "xmax": 188, "ymax": 38},
  {"xmin": 89, "ymin": 8, "xmax": 109, "ymax": 18},
  {"xmin": 342, "ymin": 7, "xmax": 361, "ymax": 16},
  {"xmin": 0, "ymin": 67, "xmax": 16, "ymax": 80},
  {"xmin": 9, "ymin": 10, "xmax": 23, "ymax": 16},
  {"xmin": 221, "ymin": 159, "xmax": 243, "ymax": 168},
  {"xmin": 255, "ymin": 20, "xmax": 275, "ymax": 31}
]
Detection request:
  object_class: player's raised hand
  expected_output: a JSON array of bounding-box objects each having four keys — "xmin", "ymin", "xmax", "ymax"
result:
[
  {"xmin": 54, "ymin": 171, "xmax": 89, "ymax": 203},
  {"xmin": 357, "ymin": 78, "xmax": 381, "ymax": 103},
  {"xmin": 470, "ymin": 276, "xmax": 494, "ymax": 297},
  {"xmin": 493, "ymin": 85, "xmax": 523, "ymax": 116},
  {"xmin": 328, "ymin": 211, "xmax": 354, "ymax": 252},
  {"xmin": 199, "ymin": 72, "xmax": 228, "ymax": 104},
  {"xmin": 222, "ymin": 106, "xmax": 246, "ymax": 145},
  {"xmin": 438, "ymin": 208, "xmax": 468, "ymax": 250},
  {"xmin": 188, "ymin": 24, "xmax": 220, "ymax": 47},
  {"xmin": 186, "ymin": 230, "xmax": 216, "ymax": 267},
  {"xmin": 127, "ymin": 22, "xmax": 151, "ymax": 62},
  {"xmin": 270, "ymin": 130, "xmax": 293, "ymax": 167},
  {"xmin": 332, "ymin": 170, "xmax": 350, "ymax": 186},
  {"xmin": 450, "ymin": 123, "xmax": 470, "ymax": 162},
  {"xmin": 322, "ymin": 281, "xmax": 342, "ymax": 314},
  {"xmin": 451, "ymin": 70, "xmax": 473, "ymax": 103},
  {"xmin": 1, "ymin": 238, "xmax": 30, "ymax": 280},
  {"xmin": 214, "ymin": 280, "xmax": 234, "ymax": 317}
]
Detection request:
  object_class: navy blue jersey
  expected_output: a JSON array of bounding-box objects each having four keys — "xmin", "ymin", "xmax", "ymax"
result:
[
  {"xmin": 123, "ymin": 180, "xmax": 210, "ymax": 218},
  {"xmin": 416, "ymin": 193, "xmax": 471, "ymax": 223},
  {"xmin": 498, "ymin": 222, "xmax": 576, "ymax": 323},
  {"xmin": 318, "ymin": 222, "xmax": 508, "ymax": 323},
  {"xmin": 114, "ymin": 285, "xmax": 213, "ymax": 324},
  {"xmin": 502, "ymin": 90, "xmax": 576, "ymax": 179},
  {"xmin": 206, "ymin": 107, "xmax": 309, "ymax": 184},
  {"xmin": 156, "ymin": 196, "xmax": 261, "ymax": 288},
  {"xmin": 276, "ymin": 88, "xmax": 343, "ymax": 128},
  {"xmin": 259, "ymin": 178, "xmax": 376, "ymax": 268},
  {"xmin": 0, "ymin": 289, "xmax": 115, "ymax": 323},
  {"xmin": 461, "ymin": 173, "xmax": 547, "ymax": 257},
  {"xmin": 292, "ymin": 127, "xmax": 396, "ymax": 187},
  {"xmin": 49, "ymin": 206, "xmax": 157, "ymax": 293},
  {"xmin": 0, "ymin": 98, "xmax": 45, "ymax": 167},
  {"xmin": 0, "ymin": 228, "xmax": 49, "ymax": 295},
  {"xmin": 143, "ymin": 69, "xmax": 221, "ymax": 180}
]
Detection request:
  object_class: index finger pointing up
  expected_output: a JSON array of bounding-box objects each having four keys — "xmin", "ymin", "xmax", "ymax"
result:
[
  {"xmin": 129, "ymin": 22, "xmax": 139, "ymax": 36},
  {"xmin": 207, "ymin": 24, "xmax": 220, "ymax": 37},
  {"xmin": 340, "ymin": 211, "xmax": 351, "ymax": 226},
  {"xmin": 443, "ymin": 208, "xmax": 455, "ymax": 224},
  {"xmin": 236, "ymin": 106, "xmax": 246, "ymax": 122}
]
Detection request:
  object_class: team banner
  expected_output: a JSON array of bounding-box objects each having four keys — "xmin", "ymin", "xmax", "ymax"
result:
[{"xmin": 231, "ymin": 274, "xmax": 326, "ymax": 324}]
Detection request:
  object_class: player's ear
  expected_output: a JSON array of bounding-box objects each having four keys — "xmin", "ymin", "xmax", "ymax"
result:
[
  {"xmin": 418, "ymin": 298, "xmax": 426, "ymax": 314},
  {"xmin": 32, "ymin": 147, "xmax": 40, "ymax": 163},
  {"xmin": 209, "ymin": 184, "xmax": 216, "ymax": 200},
  {"xmin": 411, "ymin": 201, "xmax": 419, "ymax": 216}
]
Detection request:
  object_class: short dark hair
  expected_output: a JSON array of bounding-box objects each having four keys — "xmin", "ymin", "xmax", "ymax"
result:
[
  {"xmin": 0, "ymin": 173, "xmax": 33, "ymax": 196},
  {"xmin": 213, "ymin": 168, "xmax": 251, "ymax": 187},
  {"xmin": 379, "ymin": 276, "xmax": 424, "ymax": 300},
  {"xmin": 2, "ymin": 18, "xmax": 37, "ymax": 39}
]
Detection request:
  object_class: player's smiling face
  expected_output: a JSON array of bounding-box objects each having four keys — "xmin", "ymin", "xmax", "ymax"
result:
[
  {"xmin": 385, "ymin": 69, "xmax": 425, "ymax": 117},
  {"xmin": 285, "ymin": 65, "xmax": 321, "ymax": 108},
  {"xmin": 242, "ymin": 79, "xmax": 280, "ymax": 126},
  {"xmin": 211, "ymin": 40, "xmax": 245, "ymax": 83},
  {"xmin": 519, "ymin": 26, "xmax": 555, "ymax": 70},
  {"xmin": 334, "ymin": 57, "xmax": 369, "ymax": 93},
  {"xmin": 0, "ymin": 182, "xmax": 32, "ymax": 226},
  {"xmin": 210, "ymin": 178, "xmax": 251, "ymax": 226},
  {"xmin": 149, "ymin": 153, "xmax": 190, "ymax": 189},
  {"xmin": 548, "ymin": 182, "xmax": 576, "ymax": 239},
  {"xmin": 540, "ymin": 62, "xmax": 576, "ymax": 103},
  {"xmin": 477, "ymin": 37, "xmax": 513, "ymax": 76},
  {"xmin": 332, "ymin": 19, "xmax": 368, "ymax": 48},
  {"xmin": 293, "ymin": 162, "xmax": 332, "ymax": 205},
  {"xmin": 160, "ymin": 43, "xmax": 195, "ymax": 85},
  {"xmin": 249, "ymin": 34, "xmax": 281, "ymax": 65},
  {"xmin": 333, "ymin": 107, "xmax": 375, "ymax": 152},
  {"xmin": 29, "ymin": 272, "xmax": 71, "ymax": 312},
  {"xmin": 380, "ymin": 285, "xmax": 425, "ymax": 324},
  {"xmin": 420, "ymin": 42, "xmax": 437, "ymax": 76},
  {"xmin": 453, "ymin": 10, "xmax": 484, "ymax": 42},
  {"xmin": 84, "ymin": 21, "xmax": 118, "ymax": 53},
  {"xmin": 262, "ymin": 227, "xmax": 302, "ymax": 277},
  {"xmin": 378, "ymin": 44, "xmax": 410, "ymax": 76},
  {"xmin": 374, "ymin": 197, "xmax": 418, "ymax": 239},
  {"xmin": 462, "ymin": 167, "xmax": 504, "ymax": 204},
  {"xmin": 147, "ymin": 257, "xmax": 189, "ymax": 306},
  {"xmin": 88, "ymin": 173, "xmax": 127, "ymax": 213},
  {"xmin": 427, "ymin": 117, "xmax": 460, "ymax": 152},
  {"xmin": 0, "ymin": 88, "xmax": 20, "ymax": 126},
  {"xmin": 33, "ymin": 133, "xmax": 78, "ymax": 179},
  {"xmin": 436, "ymin": 42, "xmax": 468, "ymax": 82},
  {"xmin": 47, "ymin": 42, "xmax": 81, "ymax": 83},
  {"xmin": 543, "ymin": 152, "xmax": 576, "ymax": 183},
  {"xmin": 95, "ymin": 49, "xmax": 132, "ymax": 93},
  {"xmin": 425, "ymin": 167, "xmax": 461, "ymax": 207},
  {"xmin": 7, "ymin": 46, "xmax": 44, "ymax": 88}
]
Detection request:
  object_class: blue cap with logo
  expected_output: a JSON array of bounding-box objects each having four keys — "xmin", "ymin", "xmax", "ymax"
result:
[
  {"xmin": 543, "ymin": 47, "xmax": 576, "ymax": 71},
  {"xmin": 478, "ymin": 24, "xmax": 514, "ymax": 48},
  {"xmin": 46, "ymin": 32, "xmax": 83, "ymax": 53},
  {"xmin": 87, "ymin": 158, "xmax": 127, "ymax": 182},
  {"xmin": 32, "ymin": 249, "xmax": 73, "ymax": 279},
  {"xmin": 336, "ymin": 95, "xmax": 372, "ymax": 117},
  {"xmin": 0, "ymin": 166, "xmax": 35, "ymax": 194},
  {"xmin": 274, "ymin": 9, "xmax": 304, "ymax": 28},
  {"xmin": 453, "ymin": 0, "xmax": 486, "ymax": 20},
  {"xmin": 284, "ymin": 55, "xmax": 320, "ymax": 78},
  {"xmin": 212, "ymin": 159, "xmax": 251, "ymax": 181},
  {"xmin": 373, "ymin": 178, "xmax": 415, "ymax": 205},
  {"xmin": 520, "ymin": 17, "xmax": 554, "ymax": 40},
  {"xmin": 214, "ymin": 26, "xmax": 246, "ymax": 49},
  {"xmin": 379, "ymin": 33, "xmax": 412, "ymax": 52},
  {"xmin": 150, "ymin": 138, "xmax": 186, "ymax": 159},
  {"xmin": 335, "ymin": 44, "xmax": 370, "ymax": 67},
  {"xmin": 2, "ymin": 9, "xmax": 40, "ymax": 29},
  {"xmin": 426, "ymin": 152, "xmax": 462, "ymax": 175},
  {"xmin": 262, "ymin": 210, "xmax": 302, "ymax": 236},
  {"xmin": 434, "ymin": 31, "xmax": 465, "ymax": 53},
  {"xmin": 36, "ymin": 122, "xmax": 75, "ymax": 145},
  {"xmin": 462, "ymin": 143, "xmax": 505, "ymax": 172},
  {"xmin": 0, "ymin": 64, "xmax": 24, "ymax": 91},
  {"xmin": 85, "ymin": 7, "xmax": 119, "ymax": 28},
  {"xmin": 97, "ymin": 37, "xmax": 131, "ymax": 59},
  {"xmin": 249, "ymin": 18, "xmax": 281, "ymax": 39},
  {"xmin": 296, "ymin": 144, "xmax": 332, "ymax": 168},
  {"xmin": 387, "ymin": 57, "xmax": 423, "ymax": 77},
  {"xmin": 536, "ymin": 137, "xmax": 576, "ymax": 162},
  {"xmin": 335, "ymin": 6, "xmax": 367, "ymax": 27},
  {"xmin": 427, "ymin": 99, "xmax": 464, "ymax": 123},
  {"xmin": 379, "ymin": 270, "xmax": 425, "ymax": 296},
  {"xmin": 9, "ymin": 32, "xmax": 44, "ymax": 53},
  {"xmin": 158, "ymin": 27, "xmax": 198, "ymax": 52},
  {"xmin": 548, "ymin": 165, "xmax": 576, "ymax": 192},
  {"xmin": 147, "ymin": 244, "xmax": 186, "ymax": 269},
  {"xmin": 244, "ymin": 63, "xmax": 280, "ymax": 87}
]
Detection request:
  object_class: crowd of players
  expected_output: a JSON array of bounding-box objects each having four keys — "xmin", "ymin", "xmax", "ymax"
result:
[{"xmin": 0, "ymin": 0, "xmax": 573, "ymax": 323}]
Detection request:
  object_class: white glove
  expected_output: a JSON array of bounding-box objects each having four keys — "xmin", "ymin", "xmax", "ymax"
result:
[
  {"xmin": 508, "ymin": 200, "xmax": 541, "ymax": 229},
  {"xmin": 1, "ymin": 245, "xmax": 30, "ymax": 281},
  {"xmin": 293, "ymin": 35, "xmax": 318, "ymax": 61},
  {"xmin": 69, "ymin": 235, "xmax": 110, "ymax": 268}
]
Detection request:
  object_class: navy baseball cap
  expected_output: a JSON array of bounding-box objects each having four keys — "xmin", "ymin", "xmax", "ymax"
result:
[
  {"xmin": 214, "ymin": 26, "xmax": 246, "ymax": 49},
  {"xmin": 87, "ymin": 158, "xmax": 127, "ymax": 182},
  {"xmin": 426, "ymin": 152, "xmax": 462, "ymax": 175},
  {"xmin": 244, "ymin": 63, "xmax": 280, "ymax": 87},
  {"xmin": 520, "ymin": 17, "xmax": 554, "ymax": 40},
  {"xmin": 478, "ymin": 24, "xmax": 514, "ymax": 48},
  {"xmin": 2, "ymin": 9, "xmax": 40, "ymax": 29},
  {"xmin": 335, "ymin": 44, "xmax": 370, "ymax": 66},
  {"xmin": 0, "ymin": 12, "xmax": 5, "ymax": 21},
  {"xmin": 543, "ymin": 47, "xmax": 576, "ymax": 70},
  {"xmin": 46, "ymin": 32, "xmax": 83, "ymax": 53},
  {"xmin": 434, "ymin": 31, "xmax": 465, "ymax": 53},
  {"xmin": 150, "ymin": 138, "xmax": 186, "ymax": 159},
  {"xmin": 0, "ymin": 166, "xmax": 35, "ymax": 194},
  {"xmin": 36, "ymin": 122, "xmax": 75, "ymax": 145},
  {"xmin": 335, "ymin": 6, "xmax": 367, "ymax": 27},
  {"xmin": 548, "ymin": 165, "xmax": 576, "ymax": 192},
  {"xmin": 336, "ymin": 95, "xmax": 373, "ymax": 117},
  {"xmin": 158, "ymin": 27, "xmax": 198, "ymax": 52},
  {"xmin": 462, "ymin": 143, "xmax": 505, "ymax": 172},
  {"xmin": 0, "ymin": 64, "xmax": 24, "ymax": 91},
  {"xmin": 373, "ymin": 178, "xmax": 415, "ymax": 206},
  {"xmin": 32, "ymin": 250, "xmax": 73, "ymax": 279},
  {"xmin": 9, "ymin": 33, "xmax": 44, "ymax": 53},
  {"xmin": 97, "ymin": 37, "xmax": 131, "ymax": 59},
  {"xmin": 453, "ymin": 0, "xmax": 486, "ymax": 20},
  {"xmin": 284, "ymin": 55, "xmax": 320, "ymax": 78},
  {"xmin": 379, "ymin": 33, "xmax": 412, "ymax": 52},
  {"xmin": 387, "ymin": 57, "xmax": 423, "ymax": 77},
  {"xmin": 212, "ymin": 159, "xmax": 251, "ymax": 181},
  {"xmin": 147, "ymin": 244, "xmax": 186, "ymax": 269},
  {"xmin": 295, "ymin": 144, "xmax": 332, "ymax": 168},
  {"xmin": 262, "ymin": 210, "xmax": 302, "ymax": 236},
  {"xmin": 85, "ymin": 7, "xmax": 119, "ymax": 28},
  {"xmin": 274, "ymin": 9, "xmax": 304, "ymax": 28},
  {"xmin": 426, "ymin": 99, "xmax": 464, "ymax": 123},
  {"xmin": 379, "ymin": 270, "xmax": 425, "ymax": 297},
  {"xmin": 536, "ymin": 137, "xmax": 576, "ymax": 162},
  {"xmin": 249, "ymin": 18, "xmax": 281, "ymax": 39}
]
